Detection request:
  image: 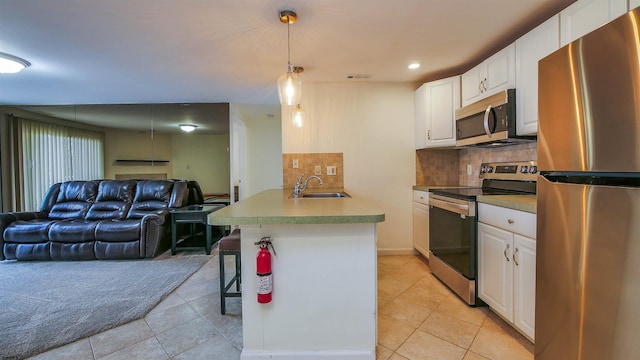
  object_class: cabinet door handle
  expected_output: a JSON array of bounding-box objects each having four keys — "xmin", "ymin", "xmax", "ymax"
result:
[
  {"xmin": 514, "ymin": 247, "xmax": 520, "ymax": 266},
  {"xmin": 479, "ymin": 81, "xmax": 483, "ymax": 93},
  {"xmin": 483, "ymin": 78, "xmax": 488, "ymax": 91},
  {"xmin": 504, "ymin": 244, "xmax": 510, "ymax": 262},
  {"xmin": 427, "ymin": 130, "xmax": 431, "ymax": 140},
  {"xmin": 507, "ymin": 219, "xmax": 514, "ymax": 224}
]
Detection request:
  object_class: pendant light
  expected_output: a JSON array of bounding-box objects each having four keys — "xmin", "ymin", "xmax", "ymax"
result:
[
  {"xmin": 277, "ymin": 10, "xmax": 302, "ymax": 106},
  {"xmin": 291, "ymin": 66, "xmax": 305, "ymax": 127}
]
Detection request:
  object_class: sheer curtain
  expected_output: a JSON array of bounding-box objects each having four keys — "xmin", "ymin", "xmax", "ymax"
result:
[{"xmin": 16, "ymin": 118, "xmax": 104, "ymax": 211}]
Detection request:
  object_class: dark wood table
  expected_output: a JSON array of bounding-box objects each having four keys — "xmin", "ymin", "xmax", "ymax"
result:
[{"xmin": 170, "ymin": 204, "xmax": 225, "ymax": 255}]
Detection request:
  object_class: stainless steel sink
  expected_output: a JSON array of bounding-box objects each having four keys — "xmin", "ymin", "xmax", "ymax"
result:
[{"xmin": 289, "ymin": 192, "xmax": 351, "ymax": 198}]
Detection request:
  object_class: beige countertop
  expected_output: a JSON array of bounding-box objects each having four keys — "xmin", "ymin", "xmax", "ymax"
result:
[
  {"xmin": 208, "ymin": 189, "xmax": 385, "ymax": 226},
  {"xmin": 477, "ymin": 195, "xmax": 537, "ymax": 213}
]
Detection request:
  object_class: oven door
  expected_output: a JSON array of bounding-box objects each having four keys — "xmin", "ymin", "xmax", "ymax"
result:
[{"xmin": 429, "ymin": 194, "xmax": 478, "ymax": 305}]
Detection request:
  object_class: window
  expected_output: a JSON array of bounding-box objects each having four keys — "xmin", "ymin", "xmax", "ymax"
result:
[{"xmin": 17, "ymin": 118, "xmax": 104, "ymax": 210}]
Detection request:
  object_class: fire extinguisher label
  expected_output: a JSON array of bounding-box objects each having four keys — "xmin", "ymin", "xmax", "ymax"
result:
[{"xmin": 257, "ymin": 274, "xmax": 272, "ymax": 295}]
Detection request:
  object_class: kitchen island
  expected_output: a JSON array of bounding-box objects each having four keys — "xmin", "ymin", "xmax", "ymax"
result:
[{"xmin": 208, "ymin": 189, "xmax": 385, "ymax": 360}]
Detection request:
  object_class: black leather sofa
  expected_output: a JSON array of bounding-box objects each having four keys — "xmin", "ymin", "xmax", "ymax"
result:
[{"xmin": 0, "ymin": 179, "xmax": 187, "ymax": 261}]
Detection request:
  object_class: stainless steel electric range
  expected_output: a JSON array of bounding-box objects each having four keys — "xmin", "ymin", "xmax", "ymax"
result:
[{"xmin": 428, "ymin": 161, "xmax": 538, "ymax": 305}]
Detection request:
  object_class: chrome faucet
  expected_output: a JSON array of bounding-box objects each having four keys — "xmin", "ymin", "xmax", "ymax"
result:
[{"xmin": 293, "ymin": 174, "xmax": 323, "ymax": 197}]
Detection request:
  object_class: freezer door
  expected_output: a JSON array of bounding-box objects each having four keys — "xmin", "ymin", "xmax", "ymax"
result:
[
  {"xmin": 538, "ymin": 8, "xmax": 640, "ymax": 173},
  {"xmin": 536, "ymin": 178, "xmax": 640, "ymax": 359}
]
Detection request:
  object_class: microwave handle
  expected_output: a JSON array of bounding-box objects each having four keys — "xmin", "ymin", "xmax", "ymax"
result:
[{"xmin": 483, "ymin": 105, "xmax": 492, "ymax": 138}]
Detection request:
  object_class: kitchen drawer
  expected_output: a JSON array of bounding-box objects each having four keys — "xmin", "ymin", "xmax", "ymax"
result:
[
  {"xmin": 478, "ymin": 203, "xmax": 536, "ymax": 239},
  {"xmin": 413, "ymin": 190, "xmax": 429, "ymax": 205}
]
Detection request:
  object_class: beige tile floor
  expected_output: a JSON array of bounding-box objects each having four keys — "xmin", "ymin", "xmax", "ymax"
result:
[{"xmin": 29, "ymin": 253, "xmax": 533, "ymax": 360}]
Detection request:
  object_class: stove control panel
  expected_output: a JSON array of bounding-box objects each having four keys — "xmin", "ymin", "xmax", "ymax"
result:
[{"xmin": 479, "ymin": 161, "xmax": 538, "ymax": 181}]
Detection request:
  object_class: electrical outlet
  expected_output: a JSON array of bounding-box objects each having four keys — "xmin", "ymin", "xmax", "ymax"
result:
[
  {"xmin": 467, "ymin": 164, "xmax": 473, "ymax": 175},
  {"xmin": 327, "ymin": 166, "xmax": 336, "ymax": 176},
  {"xmin": 293, "ymin": 159, "xmax": 299, "ymax": 169},
  {"xmin": 314, "ymin": 165, "xmax": 321, "ymax": 176}
]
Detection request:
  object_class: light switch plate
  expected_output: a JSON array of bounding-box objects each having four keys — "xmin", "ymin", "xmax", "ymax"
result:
[
  {"xmin": 327, "ymin": 166, "xmax": 337, "ymax": 176},
  {"xmin": 314, "ymin": 165, "xmax": 321, "ymax": 175},
  {"xmin": 293, "ymin": 159, "xmax": 299, "ymax": 169}
]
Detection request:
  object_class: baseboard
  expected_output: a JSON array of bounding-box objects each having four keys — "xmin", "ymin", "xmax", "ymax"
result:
[
  {"xmin": 241, "ymin": 350, "xmax": 374, "ymax": 359},
  {"xmin": 377, "ymin": 248, "xmax": 417, "ymax": 256}
]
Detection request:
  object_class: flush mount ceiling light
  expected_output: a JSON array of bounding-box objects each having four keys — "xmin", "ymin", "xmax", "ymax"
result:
[
  {"xmin": 277, "ymin": 10, "xmax": 302, "ymax": 106},
  {"xmin": 408, "ymin": 63, "xmax": 420, "ymax": 70},
  {"xmin": 179, "ymin": 124, "xmax": 197, "ymax": 132},
  {"xmin": 0, "ymin": 52, "xmax": 30, "ymax": 74}
]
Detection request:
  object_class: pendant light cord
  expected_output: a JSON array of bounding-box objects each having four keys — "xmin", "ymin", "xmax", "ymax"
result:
[{"xmin": 287, "ymin": 15, "xmax": 292, "ymax": 72}]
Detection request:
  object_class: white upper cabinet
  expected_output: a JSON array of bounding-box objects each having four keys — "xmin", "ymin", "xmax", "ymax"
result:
[
  {"xmin": 515, "ymin": 15, "xmax": 560, "ymax": 136},
  {"xmin": 631, "ymin": 0, "xmax": 640, "ymax": 10},
  {"xmin": 560, "ymin": 0, "xmax": 627, "ymax": 46},
  {"xmin": 415, "ymin": 76, "xmax": 460, "ymax": 149},
  {"xmin": 415, "ymin": 84, "xmax": 428, "ymax": 149},
  {"xmin": 461, "ymin": 43, "xmax": 516, "ymax": 107}
]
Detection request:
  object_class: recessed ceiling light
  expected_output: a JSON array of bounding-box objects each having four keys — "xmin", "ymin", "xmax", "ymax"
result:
[
  {"xmin": 179, "ymin": 124, "xmax": 197, "ymax": 132},
  {"xmin": 0, "ymin": 52, "xmax": 30, "ymax": 74},
  {"xmin": 408, "ymin": 63, "xmax": 420, "ymax": 70}
]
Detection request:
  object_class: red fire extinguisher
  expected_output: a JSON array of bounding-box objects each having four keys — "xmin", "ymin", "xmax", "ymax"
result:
[{"xmin": 255, "ymin": 237, "xmax": 276, "ymax": 304}]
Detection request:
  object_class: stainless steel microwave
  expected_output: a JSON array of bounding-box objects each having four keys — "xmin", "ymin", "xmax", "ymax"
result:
[{"xmin": 455, "ymin": 89, "xmax": 536, "ymax": 147}]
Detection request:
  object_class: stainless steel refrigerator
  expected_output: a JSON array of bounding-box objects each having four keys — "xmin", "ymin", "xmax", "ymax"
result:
[{"xmin": 536, "ymin": 7, "xmax": 640, "ymax": 360}]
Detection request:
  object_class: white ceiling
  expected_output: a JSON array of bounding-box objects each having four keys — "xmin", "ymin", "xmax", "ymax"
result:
[{"xmin": 0, "ymin": 0, "xmax": 574, "ymax": 131}]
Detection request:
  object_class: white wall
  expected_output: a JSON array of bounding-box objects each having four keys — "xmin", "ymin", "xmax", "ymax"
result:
[
  {"xmin": 230, "ymin": 104, "xmax": 282, "ymax": 200},
  {"xmin": 282, "ymin": 82, "xmax": 416, "ymax": 253},
  {"xmin": 171, "ymin": 134, "xmax": 230, "ymax": 194}
]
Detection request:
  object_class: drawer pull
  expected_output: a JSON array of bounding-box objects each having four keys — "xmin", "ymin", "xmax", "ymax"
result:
[
  {"xmin": 507, "ymin": 219, "xmax": 514, "ymax": 224},
  {"xmin": 504, "ymin": 244, "xmax": 510, "ymax": 262}
]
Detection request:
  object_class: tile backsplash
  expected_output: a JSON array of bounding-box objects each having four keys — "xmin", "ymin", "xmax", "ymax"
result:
[
  {"xmin": 283, "ymin": 153, "xmax": 343, "ymax": 189},
  {"xmin": 416, "ymin": 142, "xmax": 538, "ymax": 187},
  {"xmin": 416, "ymin": 149, "xmax": 459, "ymax": 186}
]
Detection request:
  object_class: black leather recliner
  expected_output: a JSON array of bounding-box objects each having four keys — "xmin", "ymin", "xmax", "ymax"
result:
[{"xmin": 0, "ymin": 179, "xmax": 187, "ymax": 261}]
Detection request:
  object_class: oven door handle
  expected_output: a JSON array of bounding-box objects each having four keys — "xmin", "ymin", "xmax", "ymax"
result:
[{"xmin": 430, "ymin": 197, "xmax": 471, "ymax": 216}]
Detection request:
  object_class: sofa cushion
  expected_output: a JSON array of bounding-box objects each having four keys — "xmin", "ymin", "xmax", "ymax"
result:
[
  {"xmin": 86, "ymin": 201, "xmax": 131, "ymax": 220},
  {"xmin": 48, "ymin": 219, "xmax": 98, "ymax": 243},
  {"xmin": 96, "ymin": 180, "xmax": 136, "ymax": 202},
  {"xmin": 95, "ymin": 240, "xmax": 141, "ymax": 259},
  {"xmin": 49, "ymin": 181, "xmax": 99, "ymax": 219},
  {"xmin": 50, "ymin": 241, "xmax": 95, "ymax": 260},
  {"xmin": 3, "ymin": 219, "xmax": 57, "ymax": 244},
  {"xmin": 3, "ymin": 243, "xmax": 51, "ymax": 260},
  {"xmin": 94, "ymin": 219, "xmax": 140, "ymax": 242},
  {"xmin": 128, "ymin": 180, "xmax": 173, "ymax": 219}
]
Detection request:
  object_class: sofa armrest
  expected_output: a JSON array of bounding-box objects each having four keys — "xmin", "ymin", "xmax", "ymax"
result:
[{"xmin": 0, "ymin": 211, "xmax": 48, "ymax": 260}]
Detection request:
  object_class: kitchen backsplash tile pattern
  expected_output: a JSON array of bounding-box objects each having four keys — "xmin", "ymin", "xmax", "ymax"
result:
[
  {"xmin": 283, "ymin": 153, "xmax": 343, "ymax": 189},
  {"xmin": 415, "ymin": 149, "xmax": 459, "ymax": 186},
  {"xmin": 415, "ymin": 142, "xmax": 538, "ymax": 187},
  {"xmin": 460, "ymin": 142, "xmax": 538, "ymax": 186}
]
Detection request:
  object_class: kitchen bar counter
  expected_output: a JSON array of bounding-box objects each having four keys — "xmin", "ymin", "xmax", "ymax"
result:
[
  {"xmin": 208, "ymin": 189, "xmax": 384, "ymax": 360},
  {"xmin": 477, "ymin": 195, "xmax": 536, "ymax": 213},
  {"xmin": 208, "ymin": 189, "xmax": 384, "ymax": 225}
]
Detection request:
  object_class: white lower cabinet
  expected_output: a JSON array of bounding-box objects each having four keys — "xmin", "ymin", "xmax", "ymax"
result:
[
  {"xmin": 478, "ymin": 203, "xmax": 536, "ymax": 342},
  {"xmin": 412, "ymin": 191, "xmax": 430, "ymax": 258}
]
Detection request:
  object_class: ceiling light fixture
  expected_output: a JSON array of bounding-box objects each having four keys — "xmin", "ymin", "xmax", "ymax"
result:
[
  {"xmin": 291, "ymin": 66, "xmax": 305, "ymax": 127},
  {"xmin": 277, "ymin": 10, "xmax": 302, "ymax": 106},
  {"xmin": 408, "ymin": 63, "xmax": 420, "ymax": 70},
  {"xmin": 0, "ymin": 52, "xmax": 30, "ymax": 74},
  {"xmin": 179, "ymin": 124, "xmax": 197, "ymax": 132}
]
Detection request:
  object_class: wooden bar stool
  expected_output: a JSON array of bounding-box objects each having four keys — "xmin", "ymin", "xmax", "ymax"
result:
[{"xmin": 219, "ymin": 229, "xmax": 241, "ymax": 314}]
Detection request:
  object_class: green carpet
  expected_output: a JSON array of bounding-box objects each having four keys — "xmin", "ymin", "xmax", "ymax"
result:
[{"xmin": 0, "ymin": 253, "xmax": 211, "ymax": 359}]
